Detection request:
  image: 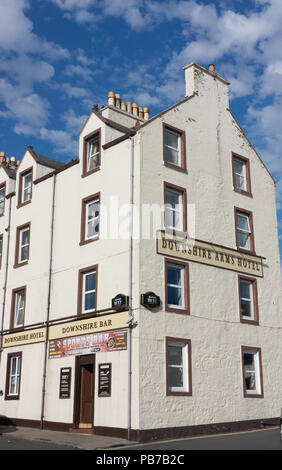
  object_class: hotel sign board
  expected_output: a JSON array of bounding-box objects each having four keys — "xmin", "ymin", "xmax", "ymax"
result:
[
  {"xmin": 48, "ymin": 310, "xmax": 129, "ymax": 341},
  {"xmin": 2, "ymin": 327, "xmax": 46, "ymax": 349},
  {"xmin": 157, "ymin": 231, "xmax": 263, "ymax": 278}
]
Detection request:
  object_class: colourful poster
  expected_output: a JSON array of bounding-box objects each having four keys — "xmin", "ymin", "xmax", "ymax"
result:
[{"xmin": 49, "ymin": 329, "xmax": 127, "ymax": 359}]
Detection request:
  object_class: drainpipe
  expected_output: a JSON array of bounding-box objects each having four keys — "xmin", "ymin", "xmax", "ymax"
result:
[
  {"xmin": 40, "ymin": 173, "xmax": 56, "ymax": 429},
  {"xmin": 128, "ymin": 136, "xmax": 135, "ymax": 441},
  {"xmin": 0, "ymin": 194, "xmax": 13, "ymax": 366}
]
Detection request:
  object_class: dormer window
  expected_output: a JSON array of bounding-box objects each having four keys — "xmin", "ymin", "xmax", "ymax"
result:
[
  {"xmin": 82, "ymin": 129, "xmax": 101, "ymax": 177},
  {"xmin": 18, "ymin": 168, "xmax": 33, "ymax": 208}
]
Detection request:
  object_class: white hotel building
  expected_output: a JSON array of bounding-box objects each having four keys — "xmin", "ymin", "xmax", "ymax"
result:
[{"xmin": 0, "ymin": 63, "xmax": 281, "ymax": 441}]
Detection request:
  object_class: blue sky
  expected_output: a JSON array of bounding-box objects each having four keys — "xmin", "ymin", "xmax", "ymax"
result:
[{"xmin": 0, "ymin": 0, "xmax": 281, "ymax": 267}]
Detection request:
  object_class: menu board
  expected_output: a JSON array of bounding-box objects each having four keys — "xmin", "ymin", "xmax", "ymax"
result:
[
  {"xmin": 59, "ymin": 368, "xmax": 71, "ymax": 399},
  {"xmin": 98, "ymin": 363, "xmax": 112, "ymax": 397}
]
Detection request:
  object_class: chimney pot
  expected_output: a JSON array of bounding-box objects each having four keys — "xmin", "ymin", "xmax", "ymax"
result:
[
  {"xmin": 115, "ymin": 93, "xmax": 121, "ymax": 108},
  {"xmin": 138, "ymin": 107, "xmax": 144, "ymax": 119},
  {"xmin": 143, "ymin": 107, "xmax": 150, "ymax": 120},
  {"xmin": 121, "ymin": 101, "xmax": 126, "ymax": 112},
  {"xmin": 0, "ymin": 151, "xmax": 5, "ymax": 163},
  {"xmin": 108, "ymin": 91, "xmax": 115, "ymax": 106},
  {"xmin": 132, "ymin": 103, "xmax": 138, "ymax": 116},
  {"xmin": 126, "ymin": 101, "xmax": 132, "ymax": 114},
  {"xmin": 208, "ymin": 64, "xmax": 215, "ymax": 72}
]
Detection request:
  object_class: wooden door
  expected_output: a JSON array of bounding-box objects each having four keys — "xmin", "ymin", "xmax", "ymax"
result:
[{"xmin": 74, "ymin": 355, "xmax": 95, "ymax": 428}]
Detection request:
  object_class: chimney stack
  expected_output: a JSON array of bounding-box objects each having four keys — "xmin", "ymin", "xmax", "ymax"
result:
[
  {"xmin": 208, "ymin": 64, "xmax": 215, "ymax": 72},
  {"xmin": 106, "ymin": 91, "xmax": 149, "ymax": 120}
]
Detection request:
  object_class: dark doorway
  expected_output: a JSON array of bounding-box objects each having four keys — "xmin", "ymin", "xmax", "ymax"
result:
[{"xmin": 73, "ymin": 355, "xmax": 95, "ymax": 429}]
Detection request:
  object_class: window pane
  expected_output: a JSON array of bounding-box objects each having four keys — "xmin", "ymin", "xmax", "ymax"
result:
[
  {"xmin": 167, "ymin": 286, "xmax": 182, "ymax": 306},
  {"xmin": 84, "ymin": 292, "xmax": 95, "ymax": 311},
  {"xmin": 166, "ymin": 188, "xmax": 181, "ymax": 207},
  {"xmin": 21, "ymin": 229, "xmax": 29, "ymax": 246},
  {"xmin": 165, "ymin": 130, "xmax": 179, "ymax": 149},
  {"xmin": 20, "ymin": 246, "xmax": 28, "ymax": 262},
  {"xmin": 88, "ymin": 136, "xmax": 100, "ymax": 170},
  {"xmin": 167, "ymin": 265, "xmax": 181, "ymax": 286},
  {"xmin": 168, "ymin": 366, "xmax": 183, "ymax": 388},
  {"xmin": 165, "ymin": 147, "xmax": 179, "ymax": 165},
  {"xmin": 24, "ymin": 173, "xmax": 32, "ymax": 187},
  {"xmin": 85, "ymin": 272, "xmax": 96, "ymax": 292},
  {"xmin": 244, "ymin": 352, "xmax": 255, "ymax": 368},
  {"xmin": 240, "ymin": 280, "xmax": 251, "ymax": 299},
  {"xmin": 241, "ymin": 300, "xmax": 252, "ymax": 317},
  {"xmin": 236, "ymin": 213, "xmax": 249, "ymax": 231},
  {"xmin": 237, "ymin": 231, "xmax": 250, "ymax": 250},
  {"xmin": 168, "ymin": 345, "xmax": 183, "ymax": 366},
  {"xmin": 88, "ymin": 201, "xmax": 99, "ymax": 219},
  {"xmin": 234, "ymin": 158, "xmax": 246, "ymax": 190},
  {"xmin": 15, "ymin": 291, "xmax": 24, "ymax": 326},
  {"xmin": 11, "ymin": 356, "xmax": 18, "ymax": 375}
]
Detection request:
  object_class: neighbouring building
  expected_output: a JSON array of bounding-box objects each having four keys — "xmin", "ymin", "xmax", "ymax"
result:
[{"xmin": 0, "ymin": 62, "xmax": 281, "ymax": 441}]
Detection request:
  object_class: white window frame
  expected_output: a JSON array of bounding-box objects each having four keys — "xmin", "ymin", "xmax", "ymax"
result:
[
  {"xmin": 14, "ymin": 290, "xmax": 25, "ymax": 328},
  {"xmin": 240, "ymin": 279, "xmax": 254, "ymax": 321},
  {"xmin": 165, "ymin": 187, "xmax": 183, "ymax": 232},
  {"xmin": 236, "ymin": 211, "xmax": 251, "ymax": 250},
  {"xmin": 18, "ymin": 226, "xmax": 30, "ymax": 263},
  {"xmin": 87, "ymin": 135, "xmax": 100, "ymax": 171},
  {"xmin": 21, "ymin": 171, "xmax": 32, "ymax": 203},
  {"xmin": 233, "ymin": 157, "xmax": 247, "ymax": 191},
  {"xmin": 0, "ymin": 185, "xmax": 5, "ymax": 215},
  {"xmin": 167, "ymin": 340, "xmax": 189, "ymax": 393},
  {"xmin": 85, "ymin": 197, "xmax": 99, "ymax": 240},
  {"xmin": 165, "ymin": 128, "xmax": 181, "ymax": 167},
  {"xmin": 82, "ymin": 270, "xmax": 97, "ymax": 314},
  {"xmin": 8, "ymin": 355, "xmax": 21, "ymax": 396},
  {"xmin": 167, "ymin": 263, "xmax": 185, "ymax": 309},
  {"xmin": 242, "ymin": 349, "xmax": 262, "ymax": 396}
]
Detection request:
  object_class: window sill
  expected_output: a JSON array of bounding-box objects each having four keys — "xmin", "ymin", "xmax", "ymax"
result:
[
  {"xmin": 233, "ymin": 188, "xmax": 253, "ymax": 198},
  {"xmin": 79, "ymin": 236, "xmax": 99, "ymax": 246},
  {"xmin": 77, "ymin": 310, "xmax": 97, "ymax": 317},
  {"xmin": 243, "ymin": 392, "xmax": 263, "ymax": 399},
  {"xmin": 166, "ymin": 306, "xmax": 190, "ymax": 315},
  {"xmin": 5, "ymin": 395, "xmax": 20, "ymax": 401},
  {"xmin": 163, "ymin": 161, "xmax": 188, "ymax": 173},
  {"xmin": 240, "ymin": 318, "xmax": 259, "ymax": 326},
  {"xmin": 17, "ymin": 200, "xmax": 32, "ymax": 209},
  {"xmin": 13, "ymin": 261, "xmax": 29, "ymax": 269},
  {"xmin": 163, "ymin": 227, "xmax": 188, "ymax": 239},
  {"xmin": 236, "ymin": 247, "xmax": 256, "ymax": 256},
  {"xmin": 166, "ymin": 390, "xmax": 192, "ymax": 397},
  {"xmin": 81, "ymin": 167, "xmax": 101, "ymax": 178}
]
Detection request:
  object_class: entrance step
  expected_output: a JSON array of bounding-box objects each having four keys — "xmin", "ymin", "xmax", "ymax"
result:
[{"xmin": 69, "ymin": 427, "xmax": 94, "ymax": 434}]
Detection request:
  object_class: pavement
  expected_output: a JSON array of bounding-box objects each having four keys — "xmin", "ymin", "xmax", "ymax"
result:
[{"xmin": 0, "ymin": 424, "xmax": 134, "ymax": 450}]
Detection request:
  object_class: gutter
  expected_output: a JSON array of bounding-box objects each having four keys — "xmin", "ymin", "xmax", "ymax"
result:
[
  {"xmin": 40, "ymin": 173, "xmax": 56, "ymax": 429},
  {"xmin": 0, "ymin": 193, "xmax": 14, "ymax": 366},
  {"xmin": 127, "ymin": 136, "xmax": 135, "ymax": 441}
]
